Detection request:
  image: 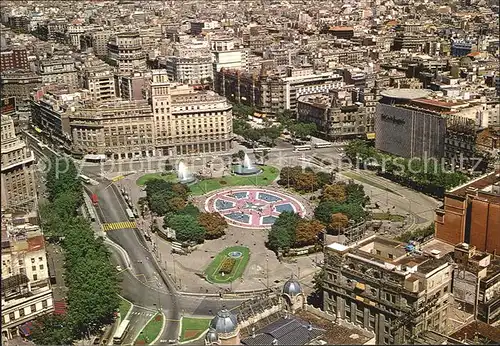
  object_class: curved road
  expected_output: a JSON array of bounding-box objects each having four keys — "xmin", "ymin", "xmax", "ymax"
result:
[{"xmin": 90, "ymin": 177, "xmax": 244, "ymax": 344}]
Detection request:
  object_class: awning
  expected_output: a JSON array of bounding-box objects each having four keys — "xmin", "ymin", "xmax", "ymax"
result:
[
  {"xmin": 355, "ymin": 282, "xmax": 366, "ymax": 290},
  {"xmin": 34, "ymin": 127, "xmax": 42, "ymax": 133},
  {"xmin": 366, "ymin": 132, "xmax": 376, "ymax": 140},
  {"xmin": 19, "ymin": 321, "xmax": 33, "ymax": 337}
]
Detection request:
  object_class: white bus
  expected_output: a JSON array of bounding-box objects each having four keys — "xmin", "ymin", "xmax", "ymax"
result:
[
  {"xmin": 125, "ymin": 208, "xmax": 135, "ymax": 220},
  {"xmin": 253, "ymin": 147, "xmax": 272, "ymax": 153},
  {"xmin": 293, "ymin": 145, "xmax": 312, "ymax": 152},
  {"xmin": 314, "ymin": 142, "xmax": 333, "ymax": 148},
  {"xmin": 113, "ymin": 320, "xmax": 130, "ymax": 345},
  {"xmin": 78, "ymin": 174, "xmax": 91, "ymax": 184}
]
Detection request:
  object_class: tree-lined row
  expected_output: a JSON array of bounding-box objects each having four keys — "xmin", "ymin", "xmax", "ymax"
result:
[
  {"xmin": 277, "ymin": 166, "xmax": 332, "ymax": 192},
  {"xmin": 144, "ymin": 179, "xmax": 228, "ymax": 243},
  {"xmin": 33, "ymin": 158, "xmax": 119, "ymax": 345},
  {"xmin": 345, "ymin": 140, "xmax": 469, "ymax": 196}
]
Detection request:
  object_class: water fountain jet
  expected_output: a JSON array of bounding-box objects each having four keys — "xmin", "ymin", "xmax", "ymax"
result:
[
  {"xmin": 232, "ymin": 153, "xmax": 262, "ymax": 175},
  {"xmin": 177, "ymin": 161, "xmax": 197, "ymax": 184}
]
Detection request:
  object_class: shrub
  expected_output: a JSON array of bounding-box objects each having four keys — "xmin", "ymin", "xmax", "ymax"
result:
[
  {"xmin": 219, "ymin": 180, "xmax": 227, "ymax": 185},
  {"xmin": 219, "ymin": 258, "xmax": 236, "ymax": 274}
]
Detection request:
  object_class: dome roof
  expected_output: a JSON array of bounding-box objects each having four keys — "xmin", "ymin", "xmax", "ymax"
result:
[
  {"xmin": 283, "ymin": 277, "xmax": 302, "ymax": 297},
  {"xmin": 210, "ymin": 309, "xmax": 238, "ymax": 334},
  {"xmin": 205, "ymin": 327, "xmax": 219, "ymax": 343}
]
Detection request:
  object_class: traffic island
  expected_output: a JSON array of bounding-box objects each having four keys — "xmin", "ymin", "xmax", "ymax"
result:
[
  {"xmin": 205, "ymin": 246, "xmax": 250, "ymax": 284},
  {"xmin": 179, "ymin": 317, "xmax": 211, "ymax": 343},
  {"xmin": 118, "ymin": 295, "xmax": 132, "ymax": 320},
  {"xmin": 134, "ymin": 312, "xmax": 164, "ymax": 345}
]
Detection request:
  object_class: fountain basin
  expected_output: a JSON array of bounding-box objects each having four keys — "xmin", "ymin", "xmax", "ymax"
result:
[
  {"xmin": 178, "ymin": 176, "xmax": 197, "ymax": 185},
  {"xmin": 231, "ymin": 164, "xmax": 263, "ymax": 176}
]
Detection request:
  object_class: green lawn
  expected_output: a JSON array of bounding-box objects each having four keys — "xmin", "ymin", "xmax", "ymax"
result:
[
  {"xmin": 189, "ymin": 166, "xmax": 279, "ymax": 196},
  {"xmin": 135, "ymin": 313, "xmax": 164, "ymax": 345},
  {"xmin": 136, "ymin": 172, "xmax": 176, "ymax": 186},
  {"xmin": 118, "ymin": 296, "xmax": 132, "ymax": 319},
  {"xmin": 372, "ymin": 212, "xmax": 406, "ymax": 222},
  {"xmin": 205, "ymin": 246, "xmax": 250, "ymax": 284},
  {"xmin": 179, "ymin": 317, "xmax": 211, "ymax": 342},
  {"xmin": 342, "ymin": 171, "xmax": 402, "ymax": 196}
]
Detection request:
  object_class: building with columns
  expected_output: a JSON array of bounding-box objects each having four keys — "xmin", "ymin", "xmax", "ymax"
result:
[{"xmin": 151, "ymin": 69, "xmax": 233, "ymax": 156}]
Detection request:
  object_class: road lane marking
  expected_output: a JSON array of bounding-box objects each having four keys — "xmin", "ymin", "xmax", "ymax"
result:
[{"xmin": 102, "ymin": 221, "xmax": 136, "ymax": 231}]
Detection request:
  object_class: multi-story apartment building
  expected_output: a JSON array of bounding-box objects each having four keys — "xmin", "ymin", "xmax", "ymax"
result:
[
  {"xmin": 161, "ymin": 55, "xmax": 213, "ymax": 85},
  {"xmin": 69, "ymin": 99, "xmax": 155, "ymax": 160},
  {"xmin": 322, "ymin": 236, "xmax": 453, "ymax": 344},
  {"xmin": 31, "ymin": 88, "xmax": 88, "ymax": 148},
  {"xmin": 0, "ymin": 114, "xmax": 36, "ymax": 211},
  {"xmin": 216, "ymin": 66, "xmax": 343, "ymax": 115},
  {"xmin": 151, "ymin": 70, "xmax": 233, "ymax": 156},
  {"xmin": 107, "ymin": 32, "xmax": 147, "ymax": 74},
  {"xmin": 67, "ymin": 24, "xmax": 86, "ymax": 50},
  {"xmin": 452, "ymin": 243, "xmax": 500, "ymax": 325},
  {"xmin": 0, "ymin": 71, "xmax": 42, "ymax": 112},
  {"xmin": 435, "ymin": 170, "xmax": 500, "ymax": 254},
  {"xmin": 211, "ymin": 37, "xmax": 248, "ymax": 75},
  {"xmin": 0, "ymin": 47, "xmax": 28, "ymax": 72},
  {"xmin": 119, "ymin": 72, "xmax": 146, "ymax": 101},
  {"xmin": 81, "ymin": 65, "xmax": 116, "ymax": 102},
  {"xmin": 37, "ymin": 58, "xmax": 78, "ymax": 86},
  {"xmin": 1, "ymin": 219, "xmax": 54, "ymax": 340},
  {"xmin": 297, "ymin": 88, "xmax": 376, "ymax": 139},
  {"xmin": 81, "ymin": 29, "xmax": 113, "ymax": 57}
]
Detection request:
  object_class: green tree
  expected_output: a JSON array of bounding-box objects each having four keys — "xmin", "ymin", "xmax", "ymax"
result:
[
  {"xmin": 276, "ymin": 110, "xmax": 296, "ymax": 128},
  {"xmin": 262, "ymin": 125, "xmax": 282, "ymax": 146},
  {"xmin": 314, "ymin": 200, "xmax": 337, "ymax": 224},
  {"xmin": 46, "ymin": 156, "xmax": 82, "ymax": 203},
  {"xmin": 31, "ymin": 314, "xmax": 74, "ymax": 346},
  {"xmin": 315, "ymin": 171, "xmax": 331, "ymax": 188},
  {"xmin": 345, "ymin": 183, "xmax": 370, "ymax": 206},
  {"xmin": 267, "ymin": 212, "xmax": 300, "ymax": 251},
  {"xmin": 278, "ymin": 166, "xmax": 303, "ymax": 188},
  {"xmin": 178, "ymin": 203, "xmax": 200, "ymax": 217},
  {"xmin": 198, "ymin": 212, "xmax": 228, "ymax": 239},
  {"xmin": 289, "ymin": 122, "xmax": 316, "ymax": 139},
  {"xmin": 168, "ymin": 215, "xmax": 206, "ymax": 243},
  {"xmin": 148, "ymin": 193, "xmax": 170, "ymax": 215}
]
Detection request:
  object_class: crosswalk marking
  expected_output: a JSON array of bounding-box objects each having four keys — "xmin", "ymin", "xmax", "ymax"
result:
[
  {"xmin": 102, "ymin": 221, "xmax": 136, "ymax": 231},
  {"xmin": 132, "ymin": 311, "xmax": 153, "ymax": 316}
]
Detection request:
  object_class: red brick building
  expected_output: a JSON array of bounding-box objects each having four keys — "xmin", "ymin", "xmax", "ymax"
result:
[
  {"xmin": 435, "ymin": 170, "xmax": 500, "ymax": 254},
  {"xmin": 0, "ymin": 47, "xmax": 29, "ymax": 72}
]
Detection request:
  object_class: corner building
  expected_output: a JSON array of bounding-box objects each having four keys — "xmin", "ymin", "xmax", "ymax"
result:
[
  {"xmin": 151, "ymin": 70, "xmax": 233, "ymax": 156},
  {"xmin": 322, "ymin": 236, "xmax": 453, "ymax": 345},
  {"xmin": 0, "ymin": 114, "xmax": 36, "ymax": 211}
]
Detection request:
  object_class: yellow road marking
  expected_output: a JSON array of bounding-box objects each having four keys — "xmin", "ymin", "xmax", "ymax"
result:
[
  {"xmin": 102, "ymin": 221, "xmax": 136, "ymax": 231},
  {"xmin": 112, "ymin": 175, "xmax": 124, "ymax": 182}
]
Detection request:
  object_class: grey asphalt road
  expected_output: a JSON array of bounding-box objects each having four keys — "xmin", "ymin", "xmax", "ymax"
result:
[
  {"xmin": 121, "ymin": 306, "xmax": 157, "ymax": 346},
  {"xmin": 90, "ymin": 178, "xmax": 247, "ymax": 344}
]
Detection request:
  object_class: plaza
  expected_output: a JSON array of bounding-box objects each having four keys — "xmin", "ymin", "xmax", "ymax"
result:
[{"xmin": 204, "ymin": 187, "xmax": 307, "ymax": 229}]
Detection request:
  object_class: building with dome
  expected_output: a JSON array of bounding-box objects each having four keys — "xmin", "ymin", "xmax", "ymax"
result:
[
  {"xmin": 281, "ymin": 276, "xmax": 305, "ymax": 313},
  {"xmin": 206, "ymin": 308, "xmax": 240, "ymax": 345}
]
